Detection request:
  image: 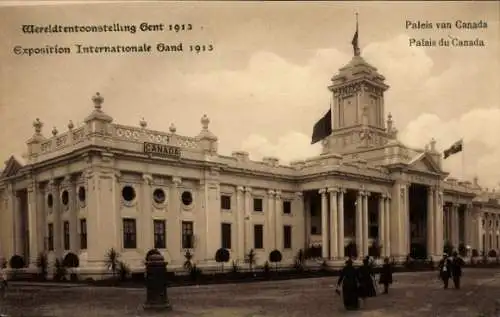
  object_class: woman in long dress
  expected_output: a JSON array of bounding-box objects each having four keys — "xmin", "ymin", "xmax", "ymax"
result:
[
  {"xmin": 358, "ymin": 256, "xmax": 377, "ymax": 300},
  {"xmin": 336, "ymin": 258, "xmax": 360, "ymax": 310}
]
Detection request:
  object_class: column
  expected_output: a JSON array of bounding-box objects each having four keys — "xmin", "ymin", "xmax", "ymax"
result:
[
  {"xmin": 464, "ymin": 204, "xmax": 471, "ymax": 248},
  {"xmin": 304, "ymin": 194, "xmax": 310, "ymax": 248},
  {"xmin": 328, "ymin": 187, "xmax": 338, "ymax": 259},
  {"xmin": 275, "ymin": 190, "xmax": 282, "ymax": 251},
  {"xmin": 378, "ymin": 194, "xmax": 385, "ymax": 256},
  {"xmin": 13, "ymin": 193, "xmax": 23, "ymax": 256},
  {"xmin": 236, "ymin": 186, "xmax": 245, "ymax": 260},
  {"xmin": 356, "ymin": 191, "xmax": 363, "ymax": 258},
  {"xmin": 434, "ymin": 190, "xmax": 444, "ymax": 256},
  {"xmin": 384, "ymin": 195, "xmax": 391, "ymax": 257},
  {"xmin": 244, "ymin": 187, "xmax": 252, "ymax": 253},
  {"xmin": 478, "ymin": 213, "xmax": 483, "ymax": 252},
  {"xmin": 362, "ymin": 192, "xmax": 369, "ymax": 256},
  {"xmin": 27, "ymin": 182, "xmax": 39, "ymax": 265},
  {"xmin": 426, "ymin": 187, "xmax": 435, "ymax": 256},
  {"xmin": 337, "ymin": 189, "xmax": 345, "ymax": 258},
  {"xmin": 452, "ymin": 203, "xmax": 460, "ymax": 247},
  {"xmin": 266, "ymin": 189, "xmax": 275, "ymax": 251},
  {"xmin": 319, "ymin": 188, "xmax": 328, "ymax": 259}
]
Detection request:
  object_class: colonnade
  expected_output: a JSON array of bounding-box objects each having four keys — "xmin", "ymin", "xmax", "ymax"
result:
[
  {"xmin": 318, "ymin": 187, "xmax": 391, "ymax": 260},
  {"xmin": 481, "ymin": 212, "xmax": 500, "ymax": 252}
]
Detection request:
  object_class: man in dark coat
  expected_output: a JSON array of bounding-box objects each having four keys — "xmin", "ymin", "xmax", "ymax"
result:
[
  {"xmin": 451, "ymin": 251, "xmax": 465, "ymax": 289},
  {"xmin": 438, "ymin": 254, "xmax": 452, "ymax": 289},
  {"xmin": 336, "ymin": 258, "xmax": 360, "ymax": 311},
  {"xmin": 378, "ymin": 257, "xmax": 393, "ymax": 294},
  {"xmin": 358, "ymin": 256, "xmax": 377, "ymax": 300}
]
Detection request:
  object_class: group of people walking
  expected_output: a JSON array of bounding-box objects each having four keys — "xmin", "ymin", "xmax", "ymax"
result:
[
  {"xmin": 438, "ymin": 251, "xmax": 465, "ymax": 290},
  {"xmin": 336, "ymin": 256, "xmax": 393, "ymax": 311},
  {"xmin": 336, "ymin": 252, "xmax": 465, "ymax": 311}
]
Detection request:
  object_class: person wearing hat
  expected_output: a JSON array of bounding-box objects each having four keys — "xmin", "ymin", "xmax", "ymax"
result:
[
  {"xmin": 378, "ymin": 257, "xmax": 393, "ymax": 294},
  {"xmin": 438, "ymin": 253, "xmax": 452, "ymax": 289},
  {"xmin": 451, "ymin": 251, "xmax": 465, "ymax": 289},
  {"xmin": 336, "ymin": 258, "xmax": 361, "ymax": 310},
  {"xmin": 358, "ymin": 256, "xmax": 377, "ymax": 301}
]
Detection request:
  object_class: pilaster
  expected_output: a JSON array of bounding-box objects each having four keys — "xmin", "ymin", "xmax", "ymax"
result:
[
  {"xmin": 267, "ymin": 189, "xmax": 275, "ymax": 252},
  {"xmin": 328, "ymin": 187, "xmax": 338, "ymax": 259},
  {"xmin": 274, "ymin": 190, "xmax": 282, "ymax": 251},
  {"xmin": 236, "ymin": 186, "xmax": 245, "ymax": 260},
  {"xmin": 319, "ymin": 188, "xmax": 328, "ymax": 259},
  {"xmin": 141, "ymin": 174, "xmax": 153, "ymax": 251},
  {"xmin": 168, "ymin": 177, "xmax": 182, "ymax": 264},
  {"xmin": 244, "ymin": 187, "xmax": 252, "ymax": 254},
  {"xmin": 50, "ymin": 180, "xmax": 62, "ymax": 259},
  {"xmin": 294, "ymin": 192, "xmax": 305, "ymax": 251}
]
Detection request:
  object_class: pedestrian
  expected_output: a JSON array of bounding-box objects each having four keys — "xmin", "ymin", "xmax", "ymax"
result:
[
  {"xmin": 0, "ymin": 267, "xmax": 7, "ymax": 299},
  {"xmin": 378, "ymin": 257, "xmax": 393, "ymax": 294},
  {"xmin": 438, "ymin": 253, "xmax": 452, "ymax": 289},
  {"xmin": 336, "ymin": 258, "xmax": 360, "ymax": 311},
  {"xmin": 358, "ymin": 256, "xmax": 377, "ymax": 303},
  {"xmin": 451, "ymin": 251, "xmax": 465, "ymax": 289}
]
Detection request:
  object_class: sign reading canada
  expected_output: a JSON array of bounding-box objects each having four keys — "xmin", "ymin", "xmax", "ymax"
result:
[{"xmin": 143, "ymin": 142, "xmax": 181, "ymax": 158}]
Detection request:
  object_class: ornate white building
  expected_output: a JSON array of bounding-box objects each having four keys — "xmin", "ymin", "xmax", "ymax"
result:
[{"xmin": 1, "ymin": 45, "xmax": 499, "ymax": 273}]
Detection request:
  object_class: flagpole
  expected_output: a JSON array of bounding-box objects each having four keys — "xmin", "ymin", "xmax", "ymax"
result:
[{"xmin": 461, "ymin": 138, "xmax": 466, "ymax": 180}]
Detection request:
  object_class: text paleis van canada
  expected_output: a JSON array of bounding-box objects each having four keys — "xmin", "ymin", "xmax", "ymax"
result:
[{"xmin": 406, "ymin": 20, "xmax": 488, "ymax": 30}]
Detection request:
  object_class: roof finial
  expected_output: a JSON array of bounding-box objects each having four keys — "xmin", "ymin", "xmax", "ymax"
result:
[
  {"xmin": 139, "ymin": 117, "xmax": 147, "ymax": 129},
  {"xmin": 33, "ymin": 118, "xmax": 43, "ymax": 134},
  {"xmin": 352, "ymin": 12, "xmax": 360, "ymax": 56},
  {"xmin": 92, "ymin": 92, "xmax": 104, "ymax": 110}
]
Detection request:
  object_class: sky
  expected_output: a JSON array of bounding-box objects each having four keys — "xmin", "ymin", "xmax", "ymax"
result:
[{"xmin": 0, "ymin": 1, "xmax": 499, "ymax": 188}]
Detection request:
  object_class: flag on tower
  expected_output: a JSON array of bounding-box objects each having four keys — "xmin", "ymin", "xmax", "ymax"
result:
[
  {"xmin": 352, "ymin": 13, "xmax": 360, "ymax": 56},
  {"xmin": 443, "ymin": 139, "xmax": 463, "ymax": 159},
  {"xmin": 311, "ymin": 109, "xmax": 332, "ymax": 144}
]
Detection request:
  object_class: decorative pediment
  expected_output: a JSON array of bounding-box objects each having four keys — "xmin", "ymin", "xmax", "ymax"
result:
[
  {"xmin": 407, "ymin": 152, "xmax": 441, "ymax": 174},
  {"xmin": 1, "ymin": 155, "xmax": 26, "ymax": 178}
]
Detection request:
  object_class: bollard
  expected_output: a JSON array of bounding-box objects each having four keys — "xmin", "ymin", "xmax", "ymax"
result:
[{"xmin": 143, "ymin": 253, "xmax": 172, "ymax": 312}]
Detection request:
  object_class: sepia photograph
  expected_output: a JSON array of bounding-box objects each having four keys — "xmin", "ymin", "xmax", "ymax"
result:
[{"xmin": 0, "ymin": 1, "xmax": 499, "ymax": 316}]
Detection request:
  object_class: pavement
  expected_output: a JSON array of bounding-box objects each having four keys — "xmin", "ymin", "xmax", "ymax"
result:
[{"xmin": 1, "ymin": 269, "xmax": 500, "ymax": 316}]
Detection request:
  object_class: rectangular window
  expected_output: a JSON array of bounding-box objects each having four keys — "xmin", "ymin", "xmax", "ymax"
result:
[
  {"xmin": 221, "ymin": 195, "xmax": 231, "ymax": 210},
  {"xmin": 253, "ymin": 198, "xmax": 263, "ymax": 212},
  {"xmin": 48, "ymin": 223, "xmax": 54, "ymax": 251},
  {"xmin": 80, "ymin": 219, "xmax": 87, "ymax": 250},
  {"xmin": 283, "ymin": 201, "xmax": 292, "ymax": 214},
  {"xmin": 123, "ymin": 218, "xmax": 137, "ymax": 249},
  {"xmin": 182, "ymin": 221, "xmax": 194, "ymax": 249},
  {"xmin": 63, "ymin": 221, "xmax": 70, "ymax": 250},
  {"xmin": 221, "ymin": 223, "xmax": 232, "ymax": 249},
  {"xmin": 153, "ymin": 219, "xmax": 166, "ymax": 249},
  {"xmin": 254, "ymin": 224, "xmax": 264, "ymax": 249},
  {"xmin": 284, "ymin": 225, "xmax": 292, "ymax": 249}
]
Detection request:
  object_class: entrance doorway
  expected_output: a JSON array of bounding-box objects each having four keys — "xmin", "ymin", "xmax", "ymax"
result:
[{"xmin": 408, "ymin": 183, "xmax": 428, "ymax": 259}]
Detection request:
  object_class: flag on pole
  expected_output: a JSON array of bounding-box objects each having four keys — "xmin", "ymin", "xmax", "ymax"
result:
[
  {"xmin": 352, "ymin": 13, "xmax": 360, "ymax": 56},
  {"xmin": 443, "ymin": 139, "xmax": 463, "ymax": 159},
  {"xmin": 311, "ymin": 109, "xmax": 332, "ymax": 144}
]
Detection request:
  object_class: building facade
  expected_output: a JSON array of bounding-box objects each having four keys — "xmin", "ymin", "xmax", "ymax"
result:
[{"xmin": 1, "ymin": 47, "xmax": 499, "ymax": 273}]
